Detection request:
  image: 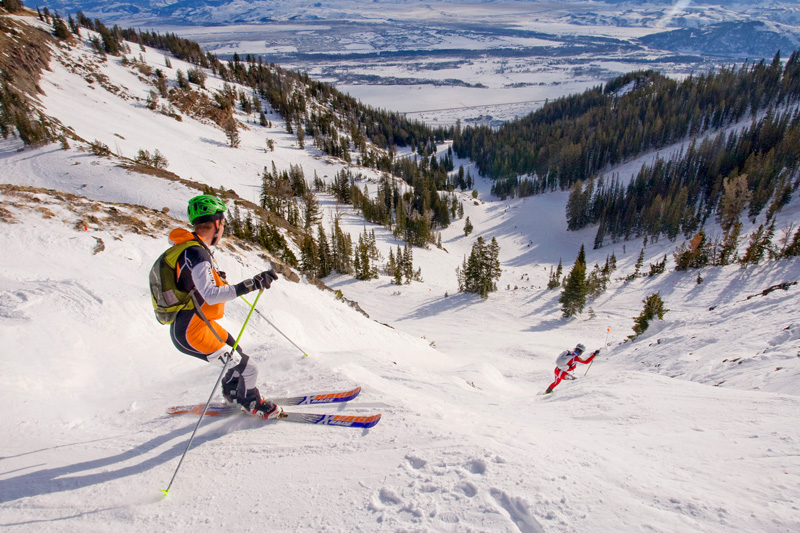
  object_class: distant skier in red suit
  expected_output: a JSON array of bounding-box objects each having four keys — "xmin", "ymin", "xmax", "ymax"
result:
[{"xmin": 545, "ymin": 343, "xmax": 598, "ymax": 394}]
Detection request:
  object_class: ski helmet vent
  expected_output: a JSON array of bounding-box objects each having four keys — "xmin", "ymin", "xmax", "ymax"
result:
[{"xmin": 188, "ymin": 194, "xmax": 227, "ymax": 224}]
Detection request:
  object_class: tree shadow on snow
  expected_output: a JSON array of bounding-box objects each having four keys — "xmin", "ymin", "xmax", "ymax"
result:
[
  {"xmin": 400, "ymin": 292, "xmax": 485, "ymax": 320},
  {"xmin": 199, "ymin": 136, "xmax": 229, "ymax": 148},
  {"xmin": 525, "ymin": 317, "xmax": 565, "ymax": 333},
  {"xmin": 0, "ymin": 419, "xmax": 233, "ymax": 505}
]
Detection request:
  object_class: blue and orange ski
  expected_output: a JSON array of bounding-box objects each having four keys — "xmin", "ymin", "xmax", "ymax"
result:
[{"xmin": 166, "ymin": 386, "xmax": 381, "ymax": 429}]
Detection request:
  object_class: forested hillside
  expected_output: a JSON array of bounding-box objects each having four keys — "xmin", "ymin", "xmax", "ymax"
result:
[
  {"xmin": 3, "ymin": 7, "xmax": 462, "ymax": 270},
  {"xmin": 454, "ymin": 52, "xmax": 800, "ymax": 201},
  {"xmin": 570, "ymin": 107, "xmax": 800, "ymax": 251}
]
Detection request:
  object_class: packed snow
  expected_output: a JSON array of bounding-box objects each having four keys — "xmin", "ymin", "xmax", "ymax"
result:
[{"xmin": 1, "ymin": 15, "xmax": 799, "ymax": 533}]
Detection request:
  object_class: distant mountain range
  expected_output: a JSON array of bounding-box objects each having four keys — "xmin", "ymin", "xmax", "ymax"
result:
[
  {"xmin": 640, "ymin": 21, "xmax": 800, "ymax": 58},
  {"xmin": 38, "ymin": 1, "xmax": 798, "ymax": 26},
  {"xmin": 38, "ymin": 1, "xmax": 800, "ymax": 60}
]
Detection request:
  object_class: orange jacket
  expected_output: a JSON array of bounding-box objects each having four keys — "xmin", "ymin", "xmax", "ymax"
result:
[{"xmin": 169, "ymin": 228, "xmax": 227, "ymax": 320}]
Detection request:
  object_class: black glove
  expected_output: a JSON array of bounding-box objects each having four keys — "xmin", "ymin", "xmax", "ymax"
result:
[
  {"xmin": 235, "ymin": 269, "xmax": 278, "ymax": 295},
  {"xmin": 253, "ymin": 269, "xmax": 279, "ymax": 290},
  {"xmin": 592, "ymin": 349, "xmax": 600, "ymax": 357}
]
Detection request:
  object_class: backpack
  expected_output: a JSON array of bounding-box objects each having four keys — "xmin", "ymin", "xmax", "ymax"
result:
[
  {"xmin": 149, "ymin": 240, "xmax": 202, "ymax": 325},
  {"xmin": 555, "ymin": 350, "xmax": 574, "ymax": 371}
]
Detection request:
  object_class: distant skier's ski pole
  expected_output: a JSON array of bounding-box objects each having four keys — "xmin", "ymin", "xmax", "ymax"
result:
[
  {"xmin": 585, "ymin": 328, "xmax": 609, "ymax": 377},
  {"xmin": 162, "ymin": 289, "xmax": 264, "ymax": 497}
]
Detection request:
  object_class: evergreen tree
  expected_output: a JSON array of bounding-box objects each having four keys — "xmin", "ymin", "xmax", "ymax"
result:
[
  {"xmin": 299, "ymin": 233, "xmax": 318, "ymax": 275},
  {"xmin": 547, "ymin": 259, "xmax": 563, "ymax": 289},
  {"xmin": 387, "ymin": 248, "xmax": 397, "ymax": 279},
  {"xmin": 486, "ymin": 237, "xmax": 502, "ymax": 292},
  {"xmin": 783, "ymin": 225, "xmax": 800, "ymax": 257},
  {"xmin": 224, "ymin": 117, "xmax": 240, "ymax": 148},
  {"xmin": 632, "ymin": 292, "xmax": 668, "ymax": 337},
  {"xmin": 586, "ymin": 263, "xmax": 605, "ymax": 298},
  {"xmin": 740, "ymin": 220, "xmax": 776, "ymax": 266},
  {"xmin": 464, "ymin": 216, "xmax": 473, "ymax": 236},
  {"xmin": 559, "ymin": 244, "xmax": 587, "ymax": 318},
  {"xmin": 296, "ymin": 119, "xmax": 305, "ymax": 149},
  {"xmin": 633, "ymin": 247, "xmax": 645, "ymax": 277},
  {"xmin": 673, "ymin": 230, "xmax": 712, "ymax": 270},
  {"xmin": 393, "ymin": 245, "xmax": 404, "ymax": 285},
  {"xmin": 456, "ymin": 236, "xmax": 501, "ymax": 298},
  {"xmin": 67, "ymin": 14, "xmax": 79, "ymax": 35},
  {"xmin": 648, "ymin": 255, "xmax": 667, "ymax": 276},
  {"xmin": 302, "ymin": 191, "xmax": 320, "ymax": 229},
  {"xmin": 330, "ymin": 216, "xmax": 353, "ymax": 275},
  {"xmin": 2, "ymin": 0, "xmax": 25, "ymax": 14},
  {"xmin": 53, "ymin": 15, "xmax": 72, "ymax": 40},
  {"xmin": 316, "ymin": 225, "xmax": 332, "ymax": 278},
  {"xmin": 717, "ymin": 222, "xmax": 742, "ymax": 265},
  {"xmin": 402, "ymin": 245, "xmax": 414, "ymax": 283},
  {"xmin": 355, "ymin": 232, "xmax": 378, "ymax": 280},
  {"xmin": 717, "ymin": 173, "xmax": 750, "ymax": 233},
  {"xmin": 177, "ymin": 69, "xmax": 192, "ymax": 89}
]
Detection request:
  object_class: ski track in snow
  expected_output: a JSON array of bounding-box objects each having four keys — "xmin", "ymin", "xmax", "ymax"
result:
[{"xmin": 1, "ymin": 14, "xmax": 800, "ymax": 533}]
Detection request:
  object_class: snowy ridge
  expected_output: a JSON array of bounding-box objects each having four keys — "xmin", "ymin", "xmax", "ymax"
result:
[{"xmin": 1, "ymin": 14, "xmax": 800, "ymax": 532}]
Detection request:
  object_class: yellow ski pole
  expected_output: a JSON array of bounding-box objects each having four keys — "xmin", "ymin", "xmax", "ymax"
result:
[{"xmin": 162, "ymin": 289, "xmax": 264, "ymax": 496}]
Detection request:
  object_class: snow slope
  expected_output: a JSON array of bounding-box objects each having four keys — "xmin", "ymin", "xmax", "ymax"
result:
[{"xmin": 1, "ymin": 16, "xmax": 800, "ymax": 533}]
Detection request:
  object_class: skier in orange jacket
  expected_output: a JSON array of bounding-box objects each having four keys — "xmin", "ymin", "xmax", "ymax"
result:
[{"xmin": 169, "ymin": 194, "xmax": 280, "ymax": 418}]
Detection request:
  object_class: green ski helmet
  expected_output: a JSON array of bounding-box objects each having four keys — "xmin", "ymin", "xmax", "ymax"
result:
[{"xmin": 187, "ymin": 194, "xmax": 227, "ymax": 224}]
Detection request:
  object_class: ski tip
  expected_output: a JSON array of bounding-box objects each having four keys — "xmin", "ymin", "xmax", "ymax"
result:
[
  {"xmin": 161, "ymin": 489, "xmax": 169, "ymax": 497},
  {"xmin": 358, "ymin": 413, "xmax": 381, "ymax": 428},
  {"xmin": 304, "ymin": 353, "xmax": 309, "ymax": 357}
]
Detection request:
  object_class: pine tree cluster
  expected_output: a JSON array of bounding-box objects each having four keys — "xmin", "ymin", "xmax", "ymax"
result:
[
  {"xmin": 546, "ymin": 260, "xmax": 563, "ymax": 290},
  {"xmin": 387, "ymin": 244, "xmax": 422, "ymax": 285},
  {"xmin": 586, "ymin": 254, "xmax": 617, "ymax": 298},
  {"xmin": 573, "ymin": 104, "xmax": 800, "ymax": 246},
  {"xmin": 225, "ymin": 202, "xmax": 298, "ymax": 267},
  {"xmin": 671, "ymin": 220, "xmax": 800, "ymax": 271},
  {"xmin": 299, "ymin": 219, "xmax": 415, "ymax": 283},
  {"xmin": 456, "ymin": 236, "xmax": 501, "ymax": 298},
  {"xmin": 323, "ymin": 166, "xmax": 463, "ymax": 249},
  {"xmin": 260, "ymin": 162, "xmax": 307, "ymax": 225}
]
